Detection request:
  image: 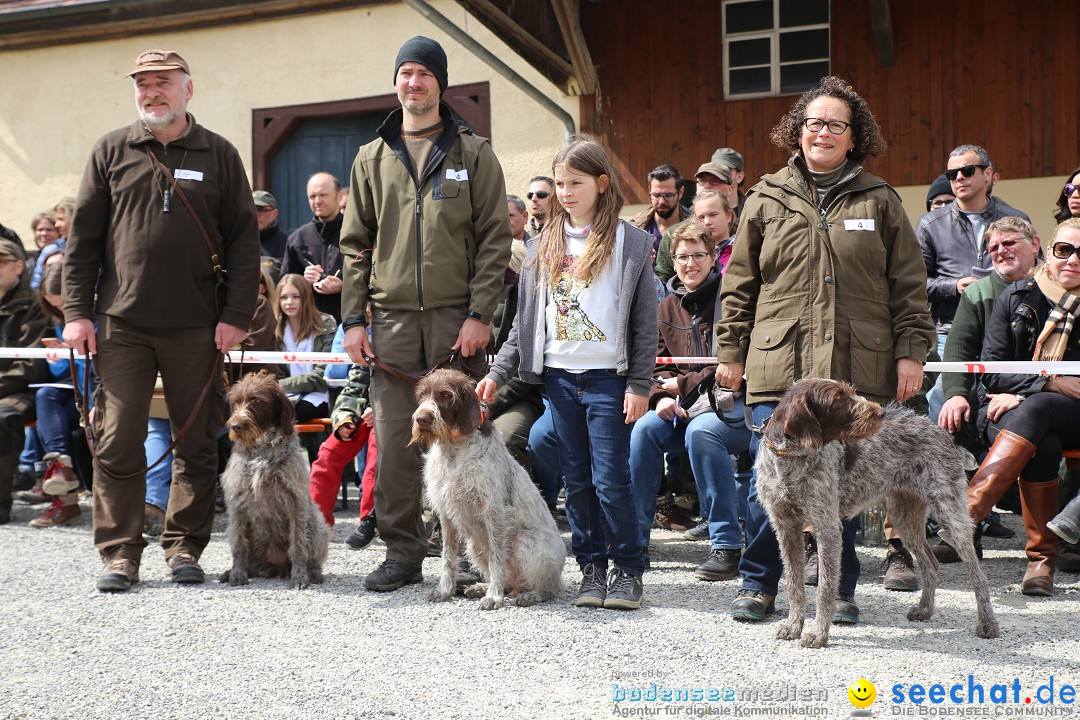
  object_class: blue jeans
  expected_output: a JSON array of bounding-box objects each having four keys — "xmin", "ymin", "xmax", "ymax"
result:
[
  {"xmin": 544, "ymin": 369, "xmax": 643, "ymax": 575},
  {"xmin": 740, "ymin": 403, "xmax": 861, "ymax": 597},
  {"xmin": 629, "ymin": 398, "xmax": 751, "ymax": 550},
  {"xmin": 145, "ymin": 418, "xmax": 173, "ymax": 511},
  {"xmin": 526, "ymin": 398, "xmax": 561, "ymax": 506},
  {"xmin": 35, "ymin": 386, "xmax": 79, "ymax": 455},
  {"xmin": 927, "ymin": 332, "xmax": 947, "ymax": 424}
]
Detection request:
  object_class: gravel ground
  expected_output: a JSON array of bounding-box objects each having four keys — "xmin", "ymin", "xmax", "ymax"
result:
[{"xmin": 3, "ymin": 498, "xmax": 1080, "ymax": 720}]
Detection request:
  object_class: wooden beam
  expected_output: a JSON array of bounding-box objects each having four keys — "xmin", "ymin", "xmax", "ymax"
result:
[
  {"xmin": 550, "ymin": 0, "xmax": 596, "ymax": 96},
  {"xmin": 456, "ymin": 0, "xmax": 577, "ymax": 82},
  {"xmin": 868, "ymin": 0, "xmax": 895, "ymax": 67}
]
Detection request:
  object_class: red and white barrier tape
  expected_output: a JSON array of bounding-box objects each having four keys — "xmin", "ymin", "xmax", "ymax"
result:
[{"xmin": 4, "ymin": 348, "xmax": 1078, "ymax": 375}]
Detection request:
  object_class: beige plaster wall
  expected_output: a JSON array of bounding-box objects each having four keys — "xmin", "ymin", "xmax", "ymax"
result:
[{"xmin": 0, "ymin": 0, "xmax": 576, "ymax": 249}]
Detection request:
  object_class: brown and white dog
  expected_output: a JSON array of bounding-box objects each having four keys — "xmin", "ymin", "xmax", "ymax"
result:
[
  {"xmin": 755, "ymin": 378, "xmax": 999, "ymax": 647},
  {"xmin": 411, "ymin": 369, "xmax": 565, "ymax": 609},
  {"xmin": 219, "ymin": 371, "xmax": 328, "ymax": 589}
]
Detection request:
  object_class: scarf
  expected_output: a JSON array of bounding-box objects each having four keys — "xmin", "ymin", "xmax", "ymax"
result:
[{"xmin": 1032, "ymin": 264, "xmax": 1080, "ymax": 362}]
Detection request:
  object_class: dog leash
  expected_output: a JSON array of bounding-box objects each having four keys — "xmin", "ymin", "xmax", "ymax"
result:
[
  {"xmin": 70, "ymin": 348, "xmax": 224, "ymax": 480},
  {"xmin": 363, "ymin": 349, "xmax": 489, "ymax": 384}
]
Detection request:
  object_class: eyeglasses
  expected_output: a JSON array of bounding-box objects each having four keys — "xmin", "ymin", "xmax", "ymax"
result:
[
  {"xmin": 1051, "ymin": 242, "xmax": 1080, "ymax": 261},
  {"xmin": 803, "ymin": 118, "xmax": 850, "ymax": 134},
  {"xmin": 930, "ymin": 198, "xmax": 954, "ymax": 210},
  {"xmin": 526, "ymin": 191, "xmax": 550, "ymax": 200},
  {"xmin": 945, "ymin": 164, "xmax": 988, "ymax": 181},
  {"xmin": 987, "ymin": 238, "xmax": 1021, "ymax": 255},
  {"xmin": 1064, "ymin": 184, "xmax": 1080, "ymax": 197},
  {"xmin": 673, "ymin": 252, "xmax": 711, "ymax": 265},
  {"xmin": 650, "ymin": 192, "xmax": 677, "ymax": 201}
]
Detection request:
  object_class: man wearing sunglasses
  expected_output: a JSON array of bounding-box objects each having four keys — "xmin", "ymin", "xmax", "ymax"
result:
[
  {"xmin": 916, "ymin": 144, "xmax": 1031, "ymax": 422},
  {"xmin": 526, "ymin": 176, "xmax": 554, "ymax": 237},
  {"xmin": 630, "ymin": 164, "xmax": 691, "ymax": 253}
]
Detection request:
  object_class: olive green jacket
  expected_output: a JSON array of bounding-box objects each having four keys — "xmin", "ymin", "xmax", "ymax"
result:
[
  {"xmin": 339, "ymin": 104, "xmax": 511, "ymax": 328},
  {"xmin": 716, "ymin": 159, "xmax": 934, "ymax": 405}
]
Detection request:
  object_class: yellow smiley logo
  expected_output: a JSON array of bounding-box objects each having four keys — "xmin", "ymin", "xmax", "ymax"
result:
[{"xmin": 848, "ymin": 678, "xmax": 876, "ymax": 708}]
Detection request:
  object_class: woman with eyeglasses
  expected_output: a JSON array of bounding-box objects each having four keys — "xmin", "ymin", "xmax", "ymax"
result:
[
  {"xmin": 714, "ymin": 76, "xmax": 935, "ymax": 626},
  {"xmin": 1054, "ymin": 165, "xmax": 1080, "ymax": 223},
  {"xmin": 943, "ymin": 217, "xmax": 1080, "ymax": 597}
]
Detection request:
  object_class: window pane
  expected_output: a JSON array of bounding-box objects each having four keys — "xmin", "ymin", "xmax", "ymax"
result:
[
  {"xmin": 780, "ymin": 60, "xmax": 829, "ymax": 94},
  {"xmin": 729, "ymin": 37, "xmax": 771, "ymax": 68},
  {"xmin": 779, "ymin": 0, "xmax": 829, "ymax": 27},
  {"xmin": 780, "ymin": 29, "xmax": 829, "ymax": 63},
  {"xmin": 725, "ymin": 0, "xmax": 773, "ymax": 34},
  {"xmin": 729, "ymin": 66, "xmax": 772, "ymax": 96}
]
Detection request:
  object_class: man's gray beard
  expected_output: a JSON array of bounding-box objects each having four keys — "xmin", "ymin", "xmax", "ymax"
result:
[
  {"xmin": 139, "ymin": 106, "xmax": 179, "ymax": 130},
  {"xmin": 403, "ymin": 98, "xmax": 438, "ymax": 118}
]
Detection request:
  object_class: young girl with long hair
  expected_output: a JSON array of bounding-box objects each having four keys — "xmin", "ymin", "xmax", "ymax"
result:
[
  {"xmin": 478, "ymin": 136, "xmax": 658, "ymax": 610},
  {"xmin": 273, "ymin": 274, "xmax": 338, "ymax": 423},
  {"xmin": 692, "ymin": 189, "xmax": 738, "ymax": 274}
]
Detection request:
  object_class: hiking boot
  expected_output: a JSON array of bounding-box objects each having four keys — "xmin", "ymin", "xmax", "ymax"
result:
[
  {"xmin": 98, "ymin": 556, "xmax": 140, "ymax": 592},
  {"xmin": 654, "ymin": 496, "xmax": 695, "ymax": 532},
  {"xmin": 882, "ymin": 543, "xmax": 917, "ymax": 592},
  {"xmin": 981, "ymin": 511, "xmax": 1015, "ymax": 539},
  {"xmin": 730, "ymin": 589, "xmax": 775, "ymax": 621},
  {"xmin": 16, "ymin": 477, "xmax": 51, "ymax": 505},
  {"xmin": 833, "ymin": 594, "xmax": 860, "ymax": 624},
  {"xmin": 683, "ymin": 520, "xmax": 709, "ymax": 541},
  {"xmin": 12, "ymin": 466, "xmax": 36, "ymax": 492},
  {"xmin": 693, "ymin": 548, "xmax": 741, "ymax": 581},
  {"xmin": 364, "ymin": 559, "xmax": 423, "ymax": 592},
  {"xmin": 1057, "ymin": 542, "xmax": 1080, "ymax": 574},
  {"xmin": 41, "ymin": 453, "xmax": 79, "ymax": 496},
  {"xmin": 29, "ymin": 497, "xmax": 81, "ymax": 527},
  {"xmin": 1048, "ymin": 492, "xmax": 1080, "ymax": 546},
  {"xmin": 933, "ymin": 528, "xmax": 982, "ymax": 564},
  {"xmin": 603, "ymin": 568, "xmax": 644, "ymax": 610},
  {"xmin": 346, "ymin": 513, "xmax": 377, "ymax": 550},
  {"xmin": 168, "ymin": 551, "xmax": 206, "ymax": 584},
  {"xmin": 571, "ymin": 562, "xmax": 607, "ymax": 608},
  {"xmin": 143, "ymin": 504, "xmax": 166, "ymax": 537},
  {"xmin": 804, "ymin": 531, "xmax": 819, "ymax": 586}
]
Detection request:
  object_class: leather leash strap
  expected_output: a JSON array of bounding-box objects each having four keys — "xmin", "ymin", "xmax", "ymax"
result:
[
  {"xmin": 363, "ymin": 349, "xmax": 483, "ymax": 384},
  {"xmin": 70, "ymin": 348, "xmax": 222, "ymax": 480}
]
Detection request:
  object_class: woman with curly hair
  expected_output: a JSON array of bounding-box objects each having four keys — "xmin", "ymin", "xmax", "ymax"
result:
[
  {"xmin": 1054, "ymin": 164, "xmax": 1080, "ymax": 223},
  {"xmin": 715, "ymin": 75, "xmax": 935, "ymax": 624}
]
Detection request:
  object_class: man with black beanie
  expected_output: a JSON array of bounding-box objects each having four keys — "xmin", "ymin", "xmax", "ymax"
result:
[{"xmin": 340, "ymin": 36, "xmax": 511, "ymax": 592}]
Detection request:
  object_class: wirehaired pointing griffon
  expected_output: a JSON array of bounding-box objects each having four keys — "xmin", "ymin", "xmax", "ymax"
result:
[
  {"xmin": 411, "ymin": 369, "xmax": 565, "ymax": 610},
  {"xmin": 755, "ymin": 379, "xmax": 999, "ymax": 648},
  {"xmin": 219, "ymin": 372, "xmax": 328, "ymax": 589}
]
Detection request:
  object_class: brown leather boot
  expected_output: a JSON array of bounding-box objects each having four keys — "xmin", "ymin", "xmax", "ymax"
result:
[
  {"xmin": 1019, "ymin": 477, "xmax": 1059, "ymax": 597},
  {"xmin": 967, "ymin": 430, "xmax": 1037, "ymax": 522}
]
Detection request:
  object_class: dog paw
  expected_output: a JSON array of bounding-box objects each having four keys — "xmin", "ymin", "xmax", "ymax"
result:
[
  {"xmin": 907, "ymin": 605, "xmax": 933, "ymax": 622},
  {"xmin": 310, "ymin": 569, "xmax": 325, "ymax": 585},
  {"xmin": 976, "ymin": 620, "xmax": 1001, "ymax": 639},
  {"xmin": 226, "ymin": 570, "xmax": 249, "ymax": 586},
  {"xmin": 776, "ymin": 620, "xmax": 803, "ymax": 640},
  {"xmin": 463, "ymin": 583, "xmax": 488, "ymax": 599},
  {"xmin": 427, "ymin": 590, "xmax": 453, "ymax": 603},
  {"xmin": 800, "ymin": 630, "xmax": 829, "ymax": 649},
  {"xmin": 479, "ymin": 597, "xmax": 505, "ymax": 611},
  {"xmin": 289, "ymin": 572, "xmax": 312, "ymax": 590}
]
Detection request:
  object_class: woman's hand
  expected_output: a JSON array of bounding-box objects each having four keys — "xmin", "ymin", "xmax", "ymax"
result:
[
  {"xmin": 660, "ymin": 377, "xmax": 680, "ymax": 394},
  {"xmin": 476, "ymin": 378, "xmax": 497, "ymax": 404},
  {"xmin": 624, "ymin": 393, "xmax": 648, "ymax": 424},
  {"xmin": 895, "ymin": 357, "xmax": 924, "ymax": 403},
  {"xmin": 1045, "ymin": 376, "xmax": 1080, "ymax": 399},
  {"xmin": 655, "ymin": 396, "xmax": 687, "ymax": 422},
  {"xmin": 985, "ymin": 393, "xmax": 1022, "ymax": 423},
  {"xmin": 938, "ymin": 395, "xmax": 971, "ymax": 433},
  {"xmin": 715, "ymin": 362, "xmax": 745, "ymax": 392}
]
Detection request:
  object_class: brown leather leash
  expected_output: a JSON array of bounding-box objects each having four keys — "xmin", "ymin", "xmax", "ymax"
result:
[
  {"xmin": 70, "ymin": 348, "xmax": 224, "ymax": 481},
  {"xmin": 362, "ymin": 349, "xmax": 487, "ymax": 383}
]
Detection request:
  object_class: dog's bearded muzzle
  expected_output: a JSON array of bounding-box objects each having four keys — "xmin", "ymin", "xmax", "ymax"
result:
[
  {"xmin": 410, "ymin": 399, "xmax": 447, "ymax": 447},
  {"xmin": 228, "ymin": 407, "xmax": 262, "ymax": 446}
]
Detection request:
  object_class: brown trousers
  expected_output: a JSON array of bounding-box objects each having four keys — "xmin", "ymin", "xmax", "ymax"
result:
[
  {"xmin": 91, "ymin": 317, "xmax": 227, "ymax": 564},
  {"xmin": 369, "ymin": 306, "xmax": 487, "ymax": 567}
]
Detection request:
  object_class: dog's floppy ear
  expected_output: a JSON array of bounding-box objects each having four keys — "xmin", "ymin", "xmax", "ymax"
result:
[
  {"xmin": 277, "ymin": 384, "xmax": 296, "ymax": 437},
  {"xmin": 777, "ymin": 382, "xmax": 822, "ymax": 450}
]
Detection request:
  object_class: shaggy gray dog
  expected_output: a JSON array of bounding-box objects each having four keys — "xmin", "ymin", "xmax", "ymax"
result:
[
  {"xmin": 411, "ymin": 369, "xmax": 565, "ymax": 610},
  {"xmin": 755, "ymin": 378, "xmax": 999, "ymax": 648},
  {"xmin": 219, "ymin": 372, "xmax": 328, "ymax": 589}
]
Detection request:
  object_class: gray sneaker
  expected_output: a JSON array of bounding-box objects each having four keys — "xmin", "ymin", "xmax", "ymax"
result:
[
  {"xmin": 683, "ymin": 520, "xmax": 709, "ymax": 541},
  {"xmin": 693, "ymin": 548, "xmax": 741, "ymax": 581},
  {"xmin": 571, "ymin": 562, "xmax": 607, "ymax": 608},
  {"xmin": 603, "ymin": 568, "xmax": 644, "ymax": 610}
]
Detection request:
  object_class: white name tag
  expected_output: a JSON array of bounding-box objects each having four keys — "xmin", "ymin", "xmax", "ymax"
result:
[
  {"xmin": 844, "ymin": 219, "xmax": 875, "ymax": 231},
  {"xmin": 445, "ymin": 168, "xmax": 468, "ymax": 182},
  {"xmin": 174, "ymin": 169, "xmax": 204, "ymax": 181}
]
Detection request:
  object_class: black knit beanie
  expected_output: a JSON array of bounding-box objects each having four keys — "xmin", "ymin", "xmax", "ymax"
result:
[
  {"xmin": 926, "ymin": 173, "xmax": 954, "ymax": 211},
  {"xmin": 394, "ymin": 36, "xmax": 448, "ymax": 92}
]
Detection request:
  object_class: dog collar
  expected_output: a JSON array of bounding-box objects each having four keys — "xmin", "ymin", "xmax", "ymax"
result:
[
  {"xmin": 448, "ymin": 400, "xmax": 488, "ymax": 440},
  {"xmin": 761, "ymin": 434, "xmax": 790, "ymax": 457}
]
